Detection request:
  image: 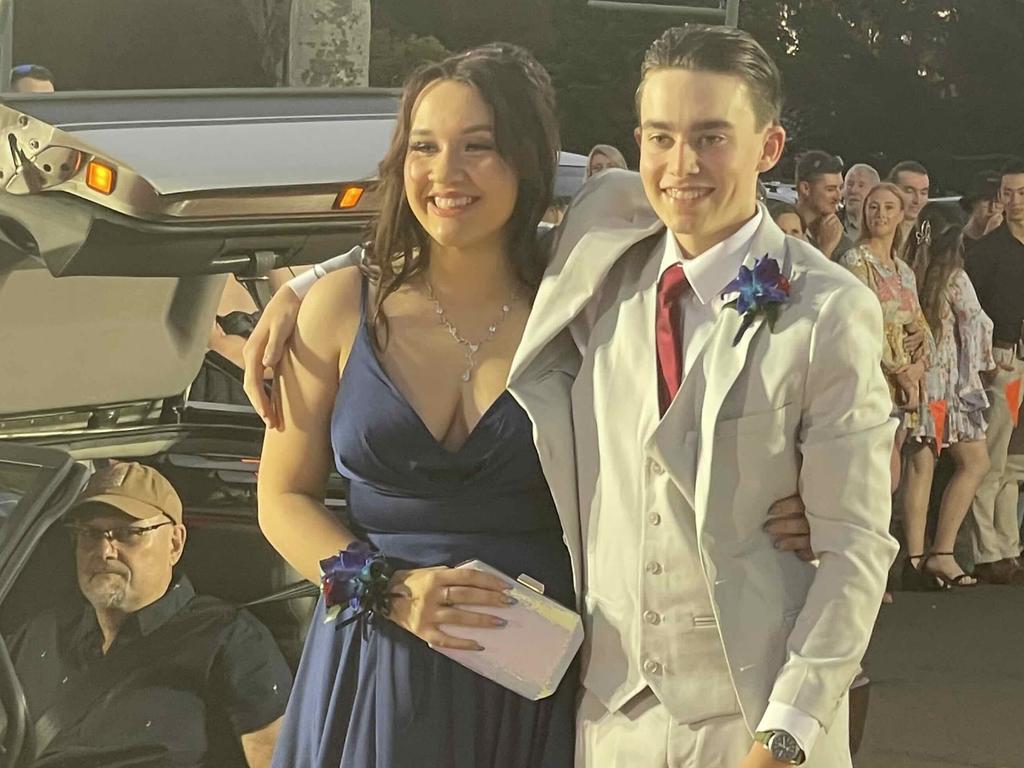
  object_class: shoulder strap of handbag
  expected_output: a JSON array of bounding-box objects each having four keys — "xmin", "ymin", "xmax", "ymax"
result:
[{"xmin": 32, "ymin": 603, "xmax": 236, "ymax": 759}]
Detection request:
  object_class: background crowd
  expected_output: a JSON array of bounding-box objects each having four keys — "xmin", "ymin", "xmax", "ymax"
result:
[
  {"xmin": 773, "ymin": 154, "xmax": 1024, "ymax": 594},
  {"xmin": 777, "ymin": 154, "xmax": 1023, "ymax": 594}
]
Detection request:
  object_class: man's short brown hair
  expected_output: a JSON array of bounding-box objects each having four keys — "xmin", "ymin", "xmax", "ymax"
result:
[
  {"xmin": 635, "ymin": 25, "xmax": 783, "ymax": 129},
  {"xmin": 795, "ymin": 150, "xmax": 843, "ymax": 186},
  {"xmin": 887, "ymin": 160, "xmax": 929, "ymax": 183}
]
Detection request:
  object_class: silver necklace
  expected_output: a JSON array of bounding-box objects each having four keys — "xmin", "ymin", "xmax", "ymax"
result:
[{"xmin": 426, "ymin": 281, "xmax": 516, "ymax": 382}]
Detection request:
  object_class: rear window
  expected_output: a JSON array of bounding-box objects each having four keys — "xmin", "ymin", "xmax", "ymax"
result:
[{"xmin": 0, "ymin": 460, "xmax": 40, "ymax": 521}]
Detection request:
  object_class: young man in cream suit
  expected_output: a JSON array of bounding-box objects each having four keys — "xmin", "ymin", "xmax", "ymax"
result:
[
  {"xmin": 244, "ymin": 26, "xmax": 896, "ymax": 768},
  {"xmin": 522, "ymin": 27, "xmax": 895, "ymax": 767}
]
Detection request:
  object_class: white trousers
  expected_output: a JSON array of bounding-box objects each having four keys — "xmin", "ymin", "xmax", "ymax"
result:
[{"xmin": 575, "ymin": 688, "xmax": 751, "ymax": 768}]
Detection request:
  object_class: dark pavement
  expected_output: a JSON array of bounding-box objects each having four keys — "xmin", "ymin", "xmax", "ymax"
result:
[{"xmin": 856, "ymin": 585, "xmax": 1024, "ymax": 768}]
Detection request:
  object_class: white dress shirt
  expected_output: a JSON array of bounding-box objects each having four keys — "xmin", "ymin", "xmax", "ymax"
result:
[
  {"xmin": 657, "ymin": 208, "xmax": 821, "ymax": 756},
  {"xmin": 658, "ymin": 208, "xmax": 762, "ymax": 381}
]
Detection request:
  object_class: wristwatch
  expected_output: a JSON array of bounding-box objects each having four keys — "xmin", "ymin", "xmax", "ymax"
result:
[{"xmin": 754, "ymin": 730, "xmax": 806, "ymax": 765}]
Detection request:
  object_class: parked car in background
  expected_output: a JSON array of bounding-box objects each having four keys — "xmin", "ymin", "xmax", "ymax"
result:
[
  {"xmin": 761, "ymin": 179, "xmax": 798, "ymax": 204},
  {"xmin": 555, "ymin": 150, "xmax": 588, "ymax": 199}
]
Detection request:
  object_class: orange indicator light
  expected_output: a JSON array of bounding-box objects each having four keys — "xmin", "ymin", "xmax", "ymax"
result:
[
  {"xmin": 86, "ymin": 161, "xmax": 116, "ymax": 195},
  {"xmin": 335, "ymin": 186, "xmax": 364, "ymax": 209}
]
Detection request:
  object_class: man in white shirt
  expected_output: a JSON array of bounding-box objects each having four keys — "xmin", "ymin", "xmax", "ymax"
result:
[
  {"xmin": 840, "ymin": 163, "xmax": 880, "ymax": 241},
  {"xmin": 243, "ymin": 25, "xmax": 895, "ymax": 768}
]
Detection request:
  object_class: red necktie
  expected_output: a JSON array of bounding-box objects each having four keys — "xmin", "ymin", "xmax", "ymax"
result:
[{"xmin": 656, "ymin": 264, "xmax": 689, "ymax": 416}]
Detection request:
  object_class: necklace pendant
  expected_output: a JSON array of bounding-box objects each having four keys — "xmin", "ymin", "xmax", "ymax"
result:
[
  {"xmin": 461, "ymin": 369, "xmax": 471, "ymax": 382},
  {"xmin": 469, "ymin": 342, "xmax": 479, "ymax": 353}
]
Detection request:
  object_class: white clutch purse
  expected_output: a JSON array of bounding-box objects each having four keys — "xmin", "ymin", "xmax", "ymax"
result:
[{"xmin": 435, "ymin": 559, "xmax": 583, "ymax": 700}]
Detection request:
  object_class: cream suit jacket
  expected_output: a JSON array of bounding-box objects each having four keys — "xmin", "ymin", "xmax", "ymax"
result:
[{"xmin": 506, "ymin": 171, "xmax": 899, "ymax": 764}]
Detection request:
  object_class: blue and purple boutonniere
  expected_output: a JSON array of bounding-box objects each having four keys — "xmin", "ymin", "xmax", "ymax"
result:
[{"xmin": 721, "ymin": 255, "xmax": 791, "ymax": 346}]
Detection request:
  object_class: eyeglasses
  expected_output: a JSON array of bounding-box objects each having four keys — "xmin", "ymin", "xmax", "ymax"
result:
[{"xmin": 65, "ymin": 521, "xmax": 174, "ymax": 547}]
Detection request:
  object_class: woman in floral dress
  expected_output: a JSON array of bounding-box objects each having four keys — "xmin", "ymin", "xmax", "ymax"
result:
[
  {"xmin": 840, "ymin": 183, "xmax": 940, "ymax": 591},
  {"xmin": 903, "ymin": 203, "xmax": 995, "ymax": 587}
]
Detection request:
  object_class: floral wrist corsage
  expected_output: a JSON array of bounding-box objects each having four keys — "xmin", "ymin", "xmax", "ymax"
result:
[{"xmin": 320, "ymin": 540, "xmax": 397, "ymax": 628}]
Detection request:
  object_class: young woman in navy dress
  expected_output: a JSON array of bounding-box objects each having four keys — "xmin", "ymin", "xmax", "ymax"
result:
[{"xmin": 258, "ymin": 44, "xmax": 576, "ymax": 768}]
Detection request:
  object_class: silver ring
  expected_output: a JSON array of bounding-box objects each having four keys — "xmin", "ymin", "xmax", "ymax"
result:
[{"xmin": 441, "ymin": 586, "xmax": 452, "ymax": 607}]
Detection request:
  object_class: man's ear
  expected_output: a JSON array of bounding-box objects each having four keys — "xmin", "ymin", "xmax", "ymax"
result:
[
  {"xmin": 758, "ymin": 123, "xmax": 786, "ymax": 174},
  {"xmin": 634, "ymin": 126, "xmax": 642, "ymax": 150},
  {"xmin": 169, "ymin": 524, "xmax": 187, "ymax": 567}
]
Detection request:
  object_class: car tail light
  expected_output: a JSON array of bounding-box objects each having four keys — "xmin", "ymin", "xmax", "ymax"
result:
[
  {"xmin": 334, "ymin": 186, "xmax": 364, "ymax": 209},
  {"xmin": 86, "ymin": 161, "xmax": 116, "ymax": 195}
]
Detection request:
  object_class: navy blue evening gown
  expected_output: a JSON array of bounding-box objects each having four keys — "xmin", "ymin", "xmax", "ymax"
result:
[{"xmin": 271, "ymin": 280, "xmax": 577, "ymax": 768}]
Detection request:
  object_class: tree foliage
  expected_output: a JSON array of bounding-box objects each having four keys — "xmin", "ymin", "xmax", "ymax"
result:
[
  {"xmin": 238, "ymin": 0, "xmax": 293, "ymax": 84},
  {"xmin": 369, "ymin": 29, "xmax": 452, "ymax": 87},
  {"xmin": 369, "ymin": 0, "xmax": 1024, "ymax": 190}
]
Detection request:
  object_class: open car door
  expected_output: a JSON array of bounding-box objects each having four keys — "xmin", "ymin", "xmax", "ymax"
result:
[
  {"xmin": 0, "ymin": 88, "xmax": 394, "ymax": 430},
  {"xmin": 0, "ymin": 443, "xmax": 89, "ymax": 768}
]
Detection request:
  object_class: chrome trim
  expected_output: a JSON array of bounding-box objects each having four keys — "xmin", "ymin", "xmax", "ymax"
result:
[
  {"xmin": 0, "ymin": 401, "xmax": 164, "ymax": 437},
  {"xmin": 0, "ymin": 103, "xmax": 379, "ymax": 222}
]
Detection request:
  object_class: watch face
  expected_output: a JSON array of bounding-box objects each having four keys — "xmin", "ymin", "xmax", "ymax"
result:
[{"xmin": 769, "ymin": 732, "xmax": 803, "ymax": 763}]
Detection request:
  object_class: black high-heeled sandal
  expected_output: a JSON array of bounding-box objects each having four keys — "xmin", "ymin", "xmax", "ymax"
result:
[
  {"xmin": 902, "ymin": 553, "xmax": 945, "ymax": 591},
  {"xmin": 920, "ymin": 552, "xmax": 977, "ymax": 588}
]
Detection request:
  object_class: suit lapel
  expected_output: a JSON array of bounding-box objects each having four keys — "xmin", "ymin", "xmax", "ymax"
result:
[
  {"xmin": 509, "ymin": 219, "xmax": 665, "ymax": 384},
  {"xmin": 694, "ymin": 216, "xmax": 791, "ymax": 528}
]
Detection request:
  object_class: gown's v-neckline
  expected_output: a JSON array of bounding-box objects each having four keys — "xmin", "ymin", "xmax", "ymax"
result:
[{"xmin": 356, "ymin": 320, "xmax": 512, "ymax": 456}]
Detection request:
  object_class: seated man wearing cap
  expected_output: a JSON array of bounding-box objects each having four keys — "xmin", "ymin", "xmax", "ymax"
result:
[{"xmin": 7, "ymin": 462, "xmax": 292, "ymax": 768}]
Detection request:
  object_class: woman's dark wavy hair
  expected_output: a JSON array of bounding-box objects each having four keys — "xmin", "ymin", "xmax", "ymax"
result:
[
  {"xmin": 364, "ymin": 43, "xmax": 560, "ymax": 348},
  {"xmin": 911, "ymin": 203, "xmax": 967, "ymax": 341}
]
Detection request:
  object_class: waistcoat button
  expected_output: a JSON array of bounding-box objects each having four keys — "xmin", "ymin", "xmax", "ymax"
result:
[
  {"xmin": 646, "ymin": 561, "xmax": 663, "ymax": 575},
  {"xmin": 643, "ymin": 610, "xmax": 661, "ymax": 625},
  {"xmin": 648, "ymin": 512, "xmax": 662, "ymax": 526}
]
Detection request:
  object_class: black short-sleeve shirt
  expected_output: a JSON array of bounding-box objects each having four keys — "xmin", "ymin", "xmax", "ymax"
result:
[{"xmin": 8, "ymin": 574, "xmax": 292, "ymax": 768}]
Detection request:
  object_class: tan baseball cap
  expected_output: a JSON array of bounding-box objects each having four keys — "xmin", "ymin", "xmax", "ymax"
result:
[{"xmin": 71, "ymin": 462, "xmax": 183, "ymax": 525}]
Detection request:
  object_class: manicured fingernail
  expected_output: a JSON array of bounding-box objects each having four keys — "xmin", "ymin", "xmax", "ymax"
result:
[
  {"xmin": 474, "ymin": 644, "xmax": 485, "ymax": 651},
  {"xmin": 503, "ymin": 595, "xmax": 517, "ymax": 605},
  {"xmin": 492, "ymin": 618, "xmax": 507, "ymax": 627}
]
